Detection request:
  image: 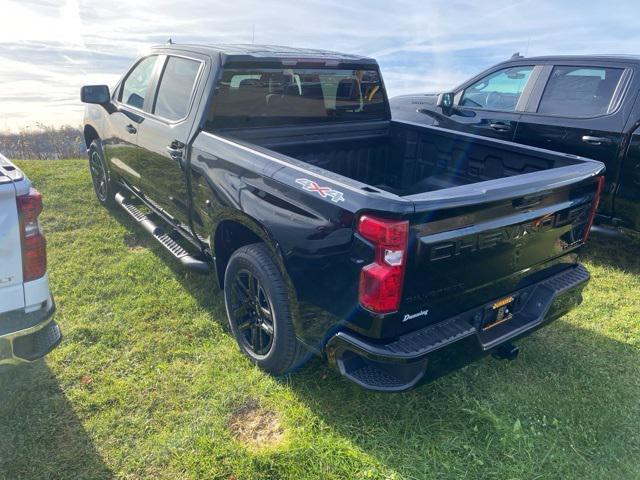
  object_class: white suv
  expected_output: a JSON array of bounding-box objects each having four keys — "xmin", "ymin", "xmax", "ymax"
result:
[{"xmin": 0, "ymin": 154, "xmax": 59, "ymax": 364}]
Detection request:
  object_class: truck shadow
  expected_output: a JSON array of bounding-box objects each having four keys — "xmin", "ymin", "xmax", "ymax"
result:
[{"xmin": 0, "ymin": 361, "xmax": 113, "ymax": 479}]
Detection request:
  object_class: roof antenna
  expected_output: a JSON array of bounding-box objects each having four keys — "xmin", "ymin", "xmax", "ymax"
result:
[
  {"xmin": 167, "ymin": 37, "xmax": 173, "ymax": 45},
  {"xmin": 511, "ymin": 51, "xmax": 524, "ymax": 59},
  {"xmin": 252, "ymin": 24, "xmax": 255, "ymax": 44}
]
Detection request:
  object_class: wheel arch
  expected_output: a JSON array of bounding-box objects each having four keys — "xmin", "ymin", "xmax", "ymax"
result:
[
  {"xmin": 83, "ymin": 125, "xmax": 100, "ymax": 150},
  {"xmin": 211, "ymin": 215, "xmax": 289, "ymax": 290}
]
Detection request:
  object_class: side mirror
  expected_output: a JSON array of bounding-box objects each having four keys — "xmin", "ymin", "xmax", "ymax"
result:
[
  {"xmin": 436, "ymin": 92, "xmax": 455, "ymax": 116},
  {"xmin": 81, "ymin": 85, "xmax": 111, "ymax": 105}
]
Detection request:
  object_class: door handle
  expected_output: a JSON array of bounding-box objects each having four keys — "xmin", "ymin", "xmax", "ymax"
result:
[
  {"xmin": 490, "ymin": 122, "xmax": 511, "ymax": 132},
  {"xmin": 166, "ymin": 141, "xmax": 185, "ymax": 163},
  {"xmin": 582, "ymin": 135, "xmax": 612, "ymax": 146},
  {"xmin": 125, "ymin": 124, "xmax": 137, "ymax": 134}
]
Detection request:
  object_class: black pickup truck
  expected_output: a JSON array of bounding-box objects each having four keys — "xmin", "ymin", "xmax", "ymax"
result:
[
  {"xmin": 81, "ymin": 44, "xmax": 604, "ymax": 391},
  {"xmin": 391, "ymin": 54, "xmax": 640, "ymax": 232}
]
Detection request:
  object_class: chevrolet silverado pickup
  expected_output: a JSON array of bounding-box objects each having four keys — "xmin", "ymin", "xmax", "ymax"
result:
[
  {"xmin": 391, "ymin": 54, "xmax": 640, "ymax": 233},
  {"xmin": 81, "ymin": 44, "xmax": 604, "ymax": 391},
  {"xmin": 0, "ymin": 154, "xmax": 59, "ymax": 365}
]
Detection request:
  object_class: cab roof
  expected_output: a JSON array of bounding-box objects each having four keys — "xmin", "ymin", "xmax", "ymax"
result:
[
  {"xmin": 504, "ymin": 54, "xmax": 640, "ymax": 64},
  {"xmin": 151, "ymin": 43, "xmax": 378, "ymax": 66}
]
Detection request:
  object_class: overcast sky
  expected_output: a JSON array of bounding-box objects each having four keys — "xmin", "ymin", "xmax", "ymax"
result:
[{"xmin": 2, "ymin": 0, "xmax": 640, "ymax": 131}]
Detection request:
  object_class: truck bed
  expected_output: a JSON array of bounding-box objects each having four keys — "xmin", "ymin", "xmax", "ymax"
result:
[
  {"xmin": 220, "ymin": 120, "xmax": 585, "ymax": 197},
  {"xmin": 202, "ymin": 119, "xmax": 603, "ymax": 342}
]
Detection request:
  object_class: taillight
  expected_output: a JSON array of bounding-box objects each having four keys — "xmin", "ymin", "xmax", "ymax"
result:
[
  {"xmin": 357, "ymin": 215, "xmax": 409, "ymax": 313},
  {"xmin": 16, "ymin": 188, "xmax": 46, "ymax": 282},
  {"xmin": 582, "ymin": 176, "xmax": 605, "ymax": 243}
]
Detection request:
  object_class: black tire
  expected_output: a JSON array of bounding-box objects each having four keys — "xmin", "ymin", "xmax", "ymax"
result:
[
  {"xmin": 224, "ymin": 243, "xmax": 307, "ymax": 375},
  {"xmin": 88, "ymin": 140, "xmax": 116, "ymax": 208}
]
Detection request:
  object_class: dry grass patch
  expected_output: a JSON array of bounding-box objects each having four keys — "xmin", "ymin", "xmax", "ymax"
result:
[
  {"xmin": 228, "ymin": 400, "xmax": 285, "ymax": 451},
  {"xmin": 123, "ymin": 232, "xmax": 147, "ymax": 251}
]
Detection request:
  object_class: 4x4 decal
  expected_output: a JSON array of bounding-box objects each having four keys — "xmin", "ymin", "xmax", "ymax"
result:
[{"xmin": 295, "ymin": 178, "xmax": 345, "ymax": 203}]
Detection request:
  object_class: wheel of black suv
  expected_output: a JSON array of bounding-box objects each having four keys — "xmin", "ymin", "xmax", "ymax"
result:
[
  {"xmin": 224, "ymin": 243, "xmax": 307, "ymax": 375},
  {"xmin": 88, "ymin": 140, "xmax": 116, "ymax": 208}
]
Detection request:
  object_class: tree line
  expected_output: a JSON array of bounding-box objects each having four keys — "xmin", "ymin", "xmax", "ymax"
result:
[{"xmin": 0, "ymin": 125, "xmax": 85, "ymax": 160}]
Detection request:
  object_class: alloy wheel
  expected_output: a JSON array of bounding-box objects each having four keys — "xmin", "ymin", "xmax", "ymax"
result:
[
  {"xmin": 229, "ymin": 268, "xmax": 275, "ymax": 357},
  {"xmin": 89, "ymin": 150, "xmax": 108, "ymax": 202}
]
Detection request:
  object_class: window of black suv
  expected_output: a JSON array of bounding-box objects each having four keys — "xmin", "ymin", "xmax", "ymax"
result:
[
  {"xmin": 537, "ymin": 66, "xmax": 624, "ymax": 117},
  {"xmin": 460, "ymin": 66, "xmax": 534, "ymax": 112}
]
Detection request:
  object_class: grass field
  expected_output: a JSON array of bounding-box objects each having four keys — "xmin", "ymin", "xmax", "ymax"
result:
[{"xmin": 1, "ymin": 159, "xmax": 639, "ymax": 480}]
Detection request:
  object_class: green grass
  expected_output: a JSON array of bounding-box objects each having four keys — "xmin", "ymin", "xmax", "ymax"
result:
[{"xmin": 1, "ymin": 159, "xmax": 639, "ymax": 480}]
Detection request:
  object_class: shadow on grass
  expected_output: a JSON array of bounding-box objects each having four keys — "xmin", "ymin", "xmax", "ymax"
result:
[
  {"xmin": 0, "ymin": 362, "xmax": 113, "ymax": 480},
  {"xmin": 107, "ymin": 207, "xmax": 226, "ymax": 320}
]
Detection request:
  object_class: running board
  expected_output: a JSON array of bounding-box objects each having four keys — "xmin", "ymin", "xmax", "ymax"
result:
[{"xmin": 115, "ymin": 192, "xmax": 210, "ymax": 274}]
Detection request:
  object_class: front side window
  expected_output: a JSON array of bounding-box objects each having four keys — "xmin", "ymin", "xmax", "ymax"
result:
[
  {"xmin": 537, "ymin": 66, "xmax": 624, "ymax": 117},
  {"xmin": 120, "ymin": 56, "xmax": 159, "ymax": 110},
  {"xmin": 207, "ymin": 67, "xmax": 388, "ymax": 129},
  {"xmin": 461, "ymin": 66, "xmax": 534, "ymax": 111}
]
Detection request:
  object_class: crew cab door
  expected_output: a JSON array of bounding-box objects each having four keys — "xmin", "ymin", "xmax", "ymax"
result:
[
  {"xmin": 135, "ymin": 54, "xmax": 205, "ymax": 227},
  {"xmin": 440, "ymin": 65, "xmax": 537, "ymax": 141},
  {"xmin": 106, "ymin": 55, "xmax": 163, "ymax": 188},
  {"xmin": 514, "ymin": 62, "xmax": 636, "ymax": 217}
]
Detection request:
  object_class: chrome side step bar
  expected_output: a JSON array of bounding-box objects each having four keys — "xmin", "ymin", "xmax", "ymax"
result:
[{"xmin": 115, "ymin": 192, "xmax": 210, "ymax": 274}]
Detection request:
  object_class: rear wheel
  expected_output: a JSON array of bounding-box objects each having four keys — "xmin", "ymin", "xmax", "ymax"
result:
[
  {"xmin": 88, "ymin": 140, "xmax": 116, "ymax": 208},
  {"xmin": 224, "ymin": 243, "xmax": 307, "ymax": 375}
]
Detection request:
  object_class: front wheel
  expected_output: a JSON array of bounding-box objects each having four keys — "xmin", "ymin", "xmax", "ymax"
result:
[
  {"xmin": 88, "ymin": 140, "xmax": 116, "ymax": 208},
  {"xmin": 224, "ymin": 243, "xmax": 307, "ymax": 375}
]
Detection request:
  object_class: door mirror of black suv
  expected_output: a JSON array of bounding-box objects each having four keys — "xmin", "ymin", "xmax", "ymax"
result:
[
  {"xmin": 437, "ymin": 92, "xmax": 455, "ymax": 116},
  {"xmin": 81, "ymin": 85, "xmax": 111, "ymax": 105}
]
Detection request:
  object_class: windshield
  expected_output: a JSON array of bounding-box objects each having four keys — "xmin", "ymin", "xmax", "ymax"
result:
[{"xmin": 207, "ymin": 67, "xmax": 388, "ymax": 128}]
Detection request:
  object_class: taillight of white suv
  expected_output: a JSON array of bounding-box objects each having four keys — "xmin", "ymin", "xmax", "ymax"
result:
[{"xmin": 16, "ymin": 187, "xmax": 46, "ymax": 282}]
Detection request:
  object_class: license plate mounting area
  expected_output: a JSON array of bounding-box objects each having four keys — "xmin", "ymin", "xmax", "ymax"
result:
[{"xmin": 482, "ymin": 296, "xmax": 516, "ymax": 331}]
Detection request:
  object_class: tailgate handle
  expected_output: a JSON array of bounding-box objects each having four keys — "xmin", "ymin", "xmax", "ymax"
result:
[{"xmin": 513, "ymin": 194, "xmax": 544, "ymax": 209}]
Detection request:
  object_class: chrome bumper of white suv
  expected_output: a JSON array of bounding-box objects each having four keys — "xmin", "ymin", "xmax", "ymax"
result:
[{"xmin": 0, "ymin": 296, "xmax": 60, "ymax": 365}]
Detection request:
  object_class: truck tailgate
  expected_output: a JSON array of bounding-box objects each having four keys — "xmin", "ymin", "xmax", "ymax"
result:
[
  {"xmin": 0, "ymin": 177, "xmax": 24, "ymax": 313},
  {"xmin": 401, "ymin": 162, "xmax": 604, "ymax": 328}
]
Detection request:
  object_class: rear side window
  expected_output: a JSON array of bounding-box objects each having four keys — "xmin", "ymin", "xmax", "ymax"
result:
[
  {"xmin": 207, "ymin": 67, "xmax": 388, "ymax": 129},
  {"xmin": 120, "ymin": 56, "xmax": 159, "ymax": 110},
  {"xmin": 461, "ymin": 66, "xmax": 533, "ymax": 111},
  {"xmin": 154, "ymin": 56, "xmax": 201, "ymax": 121},
  {"xmin": 537, "ymin": 66, "xmax": 624, "ymax": 117}
]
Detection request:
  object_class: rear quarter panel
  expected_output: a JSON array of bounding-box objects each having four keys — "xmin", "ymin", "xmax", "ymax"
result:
[{"xmin": 189, "ymin": 131, "xmax": 413, "ymax": 348}]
